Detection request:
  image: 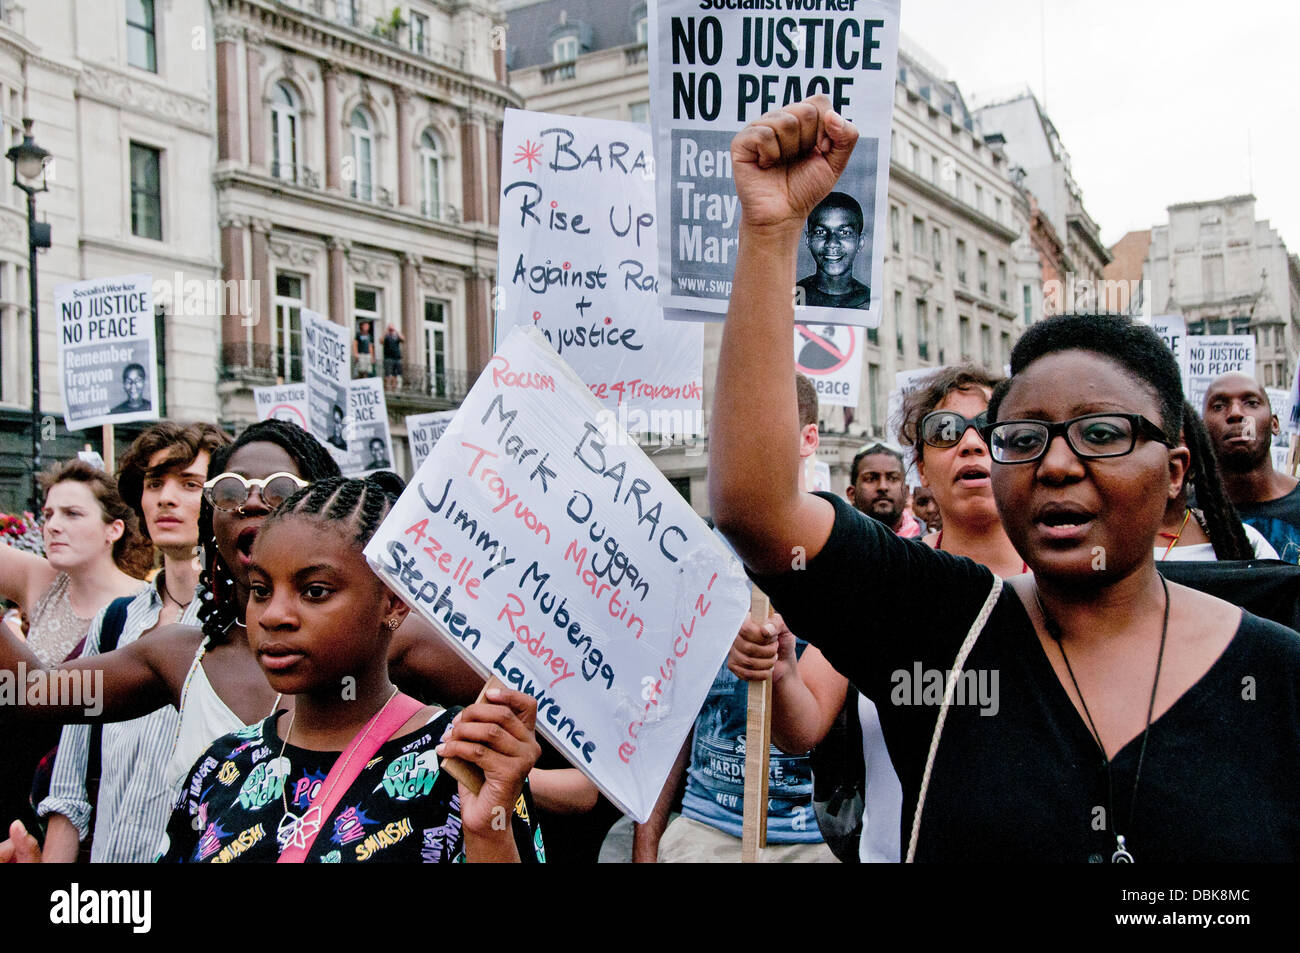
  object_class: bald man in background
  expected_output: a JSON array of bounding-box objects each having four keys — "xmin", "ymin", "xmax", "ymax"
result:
[{"xmin": 1202, "ymin": 371, "xmax": 1300, "ymax": 562}]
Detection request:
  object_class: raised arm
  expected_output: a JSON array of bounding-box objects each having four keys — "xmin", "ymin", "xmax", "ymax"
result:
[
  {"xmin": 710, "ymin": 97, "xmax": 858, "ymax": 574},
  {"xmin": 0, "ymin": 543, "xmax": 55, "ymax": 612},
  {"xmin": 0, "ymin": 620, "xmax": 186, "ymax": 724},
  {"xmin": 727, "ymin": 615, "xmax": 846, "ymax": 753}
]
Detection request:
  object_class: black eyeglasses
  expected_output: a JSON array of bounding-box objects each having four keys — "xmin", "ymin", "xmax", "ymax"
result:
[
  {"xmin": 919, "ymin": 410, "xmax": 989, "ymax": 449},
  {"xmin": 979, "ymin": 413, "xmax": 1173, "ymax": 465},
  {"xmin": 203, "ymin": 472, "xmax": 309, "ymax": 512}
]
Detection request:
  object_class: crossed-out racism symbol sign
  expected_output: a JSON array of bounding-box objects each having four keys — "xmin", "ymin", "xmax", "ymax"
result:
[{"xmin": 794, "ymin": 324, "xmax": 855, "ymax": 375}]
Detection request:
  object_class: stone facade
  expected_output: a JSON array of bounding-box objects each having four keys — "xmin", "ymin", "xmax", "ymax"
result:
[
  {"xmin": 1145, "ymin": 195, "xmax": 1300, "ymax": 390},
  {"xmin": 0, "ymin": 1, "xmax": 220, "ymax": 510},
  {"xmin": 505, "ymin": 2, "xmax": 1029, "ymax": 505},
  {"xmin": 212, "ymin": 0, "xmax": 518, "ymax": 474}
]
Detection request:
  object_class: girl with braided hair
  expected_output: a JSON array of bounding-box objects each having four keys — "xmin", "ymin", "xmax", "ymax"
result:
[
  {"xmin": 0, "ymin": 421, "xmax": 481, "ymax": 861},
  {"xmin": 1156, "ymin": 400, "xmax": 1275, "ymax": 561},
  {"xmin": 159, "ymin": 477, "xmax": 543, "ymax": 862}
]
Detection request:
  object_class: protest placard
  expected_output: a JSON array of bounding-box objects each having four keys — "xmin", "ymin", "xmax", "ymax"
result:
[
  {"xmin": 1285, "ymin": 364, "xmax": 1300, "ymax": 437},
  {"xmin": 1266, "ymin": 387, "xmax": 1291, "ymax": 473},
  {"xmin": 302, "ymin": 309, "xmax": 351, "ymax": 466},
  {"xmin": 496, "ymin": 109, "xmax": 703, "ymax": 427},
  {"xmin": 253, "ymin": 383, "xmax": 310, "ymax": 430},
  {"xmin": 405, "ymin": 410, "xmax": 458, "ymax": 472},
  {"xmin": 794, "ymin": 323, "xmax": 861, "ymax": 408},
  {"xmin": 56, "ymin": 274, "xmax": 159, "ymax": 430},
  {"xmin": 1151, "ymin": 315, "xmax": 1188, "ymax": 385},
  {"xmin": 1185, "ymin": 334, "xmax": 1254, "ymax": 414},
  {"xmin": 648, "ymin": 0, "xmax": 900, "ymax": 327},
  {"xmin": 364, "ymin": 326, "xmax": 750, "ymax": 821},
  {"xmin": 341, "ymin": 378, "xmax": 394, "ymax": 476}
]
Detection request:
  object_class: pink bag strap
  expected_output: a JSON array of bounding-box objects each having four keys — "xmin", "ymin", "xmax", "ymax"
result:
[{"xmin": 277, "ymin": 693, "xmax": 425, "ymax": 863}]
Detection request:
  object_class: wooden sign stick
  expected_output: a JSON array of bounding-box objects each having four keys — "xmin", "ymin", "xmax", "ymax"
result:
[
  {"xmin": 741, "ymin": 588, "xmax": 773, "ymax": 863},
  {"xmin": 439, "ymin": 674, "xmax": 507, "ymax": 795},
  {"xmin": 102, "ymin": 423, "xmax": 115, "ymax": 473}
]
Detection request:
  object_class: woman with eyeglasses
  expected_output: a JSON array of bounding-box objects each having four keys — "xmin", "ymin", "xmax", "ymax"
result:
[
  {"xmin": 728, "ymin": 364, "xmax": 1027, "ymax": 861},
  {"xmin": 0, "ymin": 421, "xmax": 482, "ymax": 860},
  {"xmin": 717, "ymin": 97, "xmax": 1300, "ymax": 861}
]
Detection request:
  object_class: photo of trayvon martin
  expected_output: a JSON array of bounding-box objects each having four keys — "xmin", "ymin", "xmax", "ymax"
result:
[{"xmin": 794, "ymin": 138, "xmax": 878, "ymax": 313}]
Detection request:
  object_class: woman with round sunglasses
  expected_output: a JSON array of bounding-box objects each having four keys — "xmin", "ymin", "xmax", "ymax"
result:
[
  {"xmin": 716, "ymin": 97, "xmax": 1299, "ymax": 861},
  {"xmin": 0, "ymin": 422, "xmax": 483, "ymax": 858}
]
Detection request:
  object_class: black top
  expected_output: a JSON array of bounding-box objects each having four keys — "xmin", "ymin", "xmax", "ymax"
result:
[
  {"xmin": 355, "ymin": 330, "xmax": 373, "ymax": 355},
  {"xmin": 382, "ymin": 332, "xmax": 403, "ymax": 361},
  {"xmin": 751, "ymin": 492, "xmax": 1300, "ymax": 862}
]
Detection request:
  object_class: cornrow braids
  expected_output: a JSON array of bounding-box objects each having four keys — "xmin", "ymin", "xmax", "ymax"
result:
[
  {"xmin": 262, "ymin": 475, "xmax": 398, "ymax": 549},
  {"xmin": 1181, "ymin": 400, "xmax": 1254, "ymax": 561},
  {"xmin": 197, "ymin": 420, "xmax": 342, "ymax": 645}
]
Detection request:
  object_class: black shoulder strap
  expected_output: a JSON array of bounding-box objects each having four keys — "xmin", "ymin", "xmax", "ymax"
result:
[{"xmin": 98, "ymin": 595, "xmax": 134, "ymax": 655}]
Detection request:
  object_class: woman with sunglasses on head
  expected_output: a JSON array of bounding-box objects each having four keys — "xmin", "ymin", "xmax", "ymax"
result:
[
  {"xmin": 717, "ymin": 97, "xmax": 1300, "ymax": 861},
  {"xmin": 0, "ymin": 422, "xmax": 482, "ymax": 859}
]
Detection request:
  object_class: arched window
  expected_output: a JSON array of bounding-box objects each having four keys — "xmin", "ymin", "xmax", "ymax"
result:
[
  {"xmin": 349, "ymin": 107, "xmax": 374, "ymax": 201},
  {"xmin": 420, "ymin": 129, "xmax": 442, "ymax": 218},
  {"xmin": 270, "ymin": 82, "xmax": 299, "ymax": 182}
]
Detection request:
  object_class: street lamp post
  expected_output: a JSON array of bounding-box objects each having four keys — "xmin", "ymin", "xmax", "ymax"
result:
[{"xmin": 6, "ymin": 119, "xmax": 52, "ymax": 513}]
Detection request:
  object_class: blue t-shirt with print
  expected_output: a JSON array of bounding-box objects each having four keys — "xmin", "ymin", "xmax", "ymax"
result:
[
  {"xmin": 1236, "ymin": 483, "xmax": 1300, "ymax": 564},
  {"xmin": 681, "ymin": 654, "xmax": 822, "ymax": 843}
]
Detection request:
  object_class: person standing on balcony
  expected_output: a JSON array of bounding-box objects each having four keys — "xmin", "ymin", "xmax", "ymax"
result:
[
  {"xmin": 354, "ymin": 320, "xmax": 375, "ymax": 378},
  {"xmin": 382, "ymin": 324, "xmax": 404, "ymax": 392}
]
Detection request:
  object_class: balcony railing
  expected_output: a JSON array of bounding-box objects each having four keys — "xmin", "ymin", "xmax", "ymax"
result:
[
  {"xmin": 270, "ymin": 162, "xmax": 322, "ymax": 189},
  {"xmin": 541, "ymin": 61, "xmax": 577, "ymax": 84},
  {"xmin": 420, "ymin": 200, "xmax": 461, "ymax": 223},
  {"xmin": 385, "ymin": 364, "xmax": 473, "ymax": 404},
  {"xmin": 222, "ymin": 344, "xmax": 470, "ymax": 408},
  {"xmin": 277, "ymin": 1, "xmax": 466, "ymax": 70}
]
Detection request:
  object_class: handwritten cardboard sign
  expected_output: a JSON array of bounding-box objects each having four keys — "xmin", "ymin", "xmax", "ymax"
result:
[
  {"xmin": 648, "ymin": 0, "xmax": 900, "ymax": 327},
  {"xmin": 56, "ymin": 274, "xmax": 159, "ymax": 430},
  {"xmin": 497, "ymin": 108, "xmax": 703, "ymax": 427},
  {"xmin": 254, "ymin": 383, "xmax": 310, "ymax": 430},
  {"xmin": 364, "ymin": 326, "xmax": 749, "ymax": 821}
]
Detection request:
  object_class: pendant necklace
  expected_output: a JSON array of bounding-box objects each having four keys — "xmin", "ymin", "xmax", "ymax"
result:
[
  {"xmin": 1035, "ymin": 575, "xmax": 1170, "ymax": 863},
  {"xmin": 276, "ymin": 686, "xmax": 401, "ymax": 854}
]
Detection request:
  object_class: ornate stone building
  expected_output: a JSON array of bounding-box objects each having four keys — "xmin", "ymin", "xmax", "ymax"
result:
[
  {"xmin": 211, "ymin": 0, "xmax": 518, "ymax": 472},
  {"xmin": 506, "ymin": 3, "xmax": 1030, "ymax": 502},
  {"xmin": 0, "ymin": 0, "xmax": 220, "ymax": 510},
  {"xmin": 1145, "ymin": 195, "xmax": 1300, "ymax": 390}
]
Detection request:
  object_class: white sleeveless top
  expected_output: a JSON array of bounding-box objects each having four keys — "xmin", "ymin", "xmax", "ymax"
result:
[
  {"xmin": 164, "ymin": 643, "xmax": 278, "ymax": 800},
  {"xmin": 857, "ymin": 693, "xmax": 904, "ymax": 863}
]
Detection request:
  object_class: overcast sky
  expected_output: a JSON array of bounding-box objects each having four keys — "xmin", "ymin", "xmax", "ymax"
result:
[{"xmin": 903, "ymin": 0, "xmax": 1299, "ymax": 249}]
